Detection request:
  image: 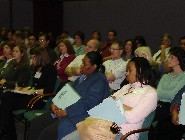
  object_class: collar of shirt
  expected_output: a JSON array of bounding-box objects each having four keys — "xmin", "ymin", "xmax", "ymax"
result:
[{"xmin": 60, "ymin": 54, "xmax": 69, "ymax": 59}]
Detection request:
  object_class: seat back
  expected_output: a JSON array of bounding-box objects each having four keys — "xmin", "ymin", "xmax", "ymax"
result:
[
  {"xmin": 138, "ymin": 110, "xmax": 156, "ymax": 140},
  {"xmin": 43, "ymin": 77, "xmax": 62, "ymax": 110}
]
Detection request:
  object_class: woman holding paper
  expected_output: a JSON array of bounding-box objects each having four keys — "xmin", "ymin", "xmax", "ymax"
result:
[
  {"xmin": 27, "ymin": 51, "xmax": 110, "ymax": 140},
  {"xmin": 0, "ymin": 46, "xmax": 57, "ymax": 139},
  {"xmin": 62, "ymin": 57, "xmax": 157, "ymax": 140}
]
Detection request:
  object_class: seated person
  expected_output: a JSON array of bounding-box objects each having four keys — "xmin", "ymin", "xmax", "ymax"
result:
[
  {"xmin": 121, "ymin": 46, "xmax": 160, "ymax": 88},
  {"xmin": 62, "ymin": 57, "xmax": 157, "ymax": 140},
  {"xmin": 152, "ymin": 33, "xmax": 172, "ymax": 74},
  {"xmin": 0, "ymin": 47, "xmax": 57, "ymax": 140},
  {"xmin": 27, "ymin": 51, "xmax": 110, "ymax": 140},
  {"xmin": 0, "ymin": 41, "xmax": 14, "ymax": 62},
  {"xmin": 135, "ymin": 46, "xmax": 161, "ymax": 87},
  {"xmin": 101, "ymin": 30, "xmax": 117, "ymax": 61},
  {"xmin": 0, "ymin": 45, "xmax": 31, "ymax": 90},
  {"xmin": 38, "ymin": 33, "xmax": 57, "ymax": 64},
  {"xmin": 134, "ymin": 35, "xmax": 147, "ymax": 47},
  {"xmin": 179, "ymin": 36, "xmax": 185, "ymax": 50},
  {"xmin": 103, "ymin": 41, "xmax": 127, "ymax": 92},
  {"xmin": 65, "ymin": 39, "xmax": 100, "ymax": 82},
  {"xmin": 150, "ymin": 85, "xmax": 185, "ymax": 140},
  {"xmin": 122, "ymin": 39, "xmax": 137, "ymax": 61},
  {"xmin": 72, "ymin": 31, "xmax": 86, "ymax": 56},
  {"xmin": 54, "ymin": 39, "xmax": 75, "ymax": 86},
  {"xmin": 0, "ymin": 41, "xmax": 14, "ymax": 70},
  {"xmin": 150, "ymin": 47, "xmax": 185, "ymax": 140}
]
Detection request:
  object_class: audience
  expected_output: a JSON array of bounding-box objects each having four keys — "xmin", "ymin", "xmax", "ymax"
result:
[
  {"xmin": 62, "ymin": 57, "xmax": 157, "ymax": 140},
  {"xmin": 0, "ymin": 26, "xmax": 185, "ymax": 139},
  {"xmin": 0, "ymin": 45, "xmax": 31, "ymax": 139},
  {"xmin": 0, "ymin": 46, "xmax": 57, "ymax": 140},
  {"xmin": 0, "ymin": 45, "xmax": 31, "ymax": 90},
  {"xmin": 65, "ymin": 39, "xmax": 100, "ymax": 82},
  {"xmin": 28, "ymin": 51, "xmax": 110, "ymax": 140}
]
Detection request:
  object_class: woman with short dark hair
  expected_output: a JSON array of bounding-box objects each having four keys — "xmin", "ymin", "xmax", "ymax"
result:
[{"xmin": 150, "ymin": 47, "xmax": 185, "ymax": 140}]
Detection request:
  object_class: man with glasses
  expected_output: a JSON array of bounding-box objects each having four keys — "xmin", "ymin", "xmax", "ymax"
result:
[
  {"xmin": 103, "ymin": 41, "xmax": 127, "ymax": 93},
  {"xmin": 38, "ymin": 33, "xmax": 57, "ymax": 63}
]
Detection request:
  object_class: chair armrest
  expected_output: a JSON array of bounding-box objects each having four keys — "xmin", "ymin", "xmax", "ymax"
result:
[
  {"xmin": 120, "ymin": 127, "xmax": 151, "ymax": 140},
  {"xmin": 27, "ymin": 93, "xmax": 56, "ymax": 109}
]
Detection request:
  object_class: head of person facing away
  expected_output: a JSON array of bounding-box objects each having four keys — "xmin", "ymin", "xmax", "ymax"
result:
[
  {"xmin": 126, "ymin": 57, "xmax": 156, "ymax": 87},
  {"xmin": 134, "ymin": 46, "xmax": 153, "ymax": 64}
]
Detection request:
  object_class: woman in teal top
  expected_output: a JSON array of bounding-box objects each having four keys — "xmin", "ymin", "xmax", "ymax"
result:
[
  {"xmin": 157, "ymin": 47, "xmax": 185, "ymax": 103},
  {"xmin": 150, "ymin": 47, "xmax": 185, "ymax": 140}
]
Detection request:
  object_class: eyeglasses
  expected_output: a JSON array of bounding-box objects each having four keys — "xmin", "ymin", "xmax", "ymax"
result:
[
  {"xmin": 39, "ymin": 39, "xmax": 45, "ymax": 42},
  {"xmin": 109, "ymin": 48, "xmax": 121, "ymax": 51}
]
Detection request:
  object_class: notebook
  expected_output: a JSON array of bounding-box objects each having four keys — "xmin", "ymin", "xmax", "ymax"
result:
[
  {"xmin": 88, "ymin": 97, "xmax": 126, "ymax": 125},
  {"xmin": 179, "ymin": 92, "xmax": 185, "ymax": 125},
  {"xmin": 52, "ymin": 83, "xmax": 81, "ymax": 109}
]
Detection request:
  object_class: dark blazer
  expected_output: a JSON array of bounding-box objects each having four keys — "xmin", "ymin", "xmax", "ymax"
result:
[
  {"xmin": 66, "ymin": 71, "xmax": 110, "ymax": 121},
  {"xmin": 57, "ymin": 70, "xmax": 110, "ymax": 139},
  {"xmin": 31, "ymin": 63, "xmax": 57, "ymax": 93}
]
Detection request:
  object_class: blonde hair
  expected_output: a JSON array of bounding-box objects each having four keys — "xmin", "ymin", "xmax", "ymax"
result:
[{"xmin": 134, "ymin": 46, "xmax": 153, "ymax": 64}]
